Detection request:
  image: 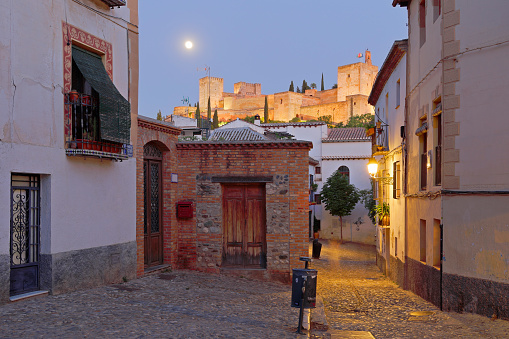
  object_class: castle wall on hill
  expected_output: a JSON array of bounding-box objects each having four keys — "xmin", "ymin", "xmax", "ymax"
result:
[
  {"xmin": 234, "ymin": 82, "xmax": 261, "ymax": 96},
  {"xmin": 337, "ymin": 58, "xmax": 378, "ymax": 102},
  {"xmin": 189, "ymin": 52, "xmax": 377, "ymax": 123}
]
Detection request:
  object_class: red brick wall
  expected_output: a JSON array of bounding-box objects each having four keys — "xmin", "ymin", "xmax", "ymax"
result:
[
  {"xmin": 136, "ymin": 118, "xmax": 180, "ymax": 277},
  {"xmin": 176, "ymin": 141, "xmax": 311, "ymax": 282}
]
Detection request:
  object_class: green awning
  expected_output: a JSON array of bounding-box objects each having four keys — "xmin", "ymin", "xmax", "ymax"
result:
[{"xmin": 72, "ymin": 46, "xmax": 130, "ymax": 144}]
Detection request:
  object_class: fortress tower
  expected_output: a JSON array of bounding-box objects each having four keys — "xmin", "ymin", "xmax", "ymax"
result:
[
  {"xmin": 199, "ymin": 77, "xmax": 224, "ymax": 110},
  {"xmin": 336, "ymin": 50, "xmax": 378, "ymax": 102}
]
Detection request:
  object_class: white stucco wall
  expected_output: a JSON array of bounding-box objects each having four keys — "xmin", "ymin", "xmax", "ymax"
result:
[
  {"xmin": 453, "ymin": 1, "xmax": 509, "ymax": 190},
  {"xmin": 319, "ymin": 140, "xmax": 374, "ymax": 244},
  {"xmin": 373, "ymin": 51, "xmax": 407, "ymax": 259},
  {"xmin": 0, "ymin": 1, "xmax": 136, "ymax": 255}
]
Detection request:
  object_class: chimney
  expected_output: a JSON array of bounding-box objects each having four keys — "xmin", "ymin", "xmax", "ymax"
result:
[
  {"xmin": 254, "ymin": 114, "xmax": 261, "ymax": 126},
  {"xmin": 365, "ymin": 50, "xmax": 372, "ymax": 65}
]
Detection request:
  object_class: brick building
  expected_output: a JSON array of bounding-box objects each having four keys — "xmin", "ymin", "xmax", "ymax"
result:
[{"xmin": 137, "ymin": 116, "xmax": 312, "ymax": 283}]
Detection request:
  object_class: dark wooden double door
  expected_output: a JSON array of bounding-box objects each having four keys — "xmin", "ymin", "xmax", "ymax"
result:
[
  {"xmin": 144, "ymin": 159, "xmax": 163, "ymax": 268},
  {"xmin": 222, "ymin": 184, "xmax": 266, "ymax": 268}
]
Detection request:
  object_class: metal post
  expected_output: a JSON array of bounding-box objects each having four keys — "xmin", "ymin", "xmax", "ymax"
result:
[{"xmin": 297, "ymin": 276, "xmax": 306, "ymax": 334}]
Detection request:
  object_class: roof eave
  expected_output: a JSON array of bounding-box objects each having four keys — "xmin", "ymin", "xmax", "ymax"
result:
[{"xmin": 368, "ymin": 40, "xmax": 408, "ymax": 105}]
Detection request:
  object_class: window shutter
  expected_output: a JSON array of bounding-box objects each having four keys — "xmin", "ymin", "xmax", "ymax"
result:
[{"xmin": 72, "ymin": 47, "xmax": 130, "ymax": 144}]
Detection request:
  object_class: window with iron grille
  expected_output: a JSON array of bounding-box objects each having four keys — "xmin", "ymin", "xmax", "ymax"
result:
[
  {"xmin": 338, "ymin": 166, "xmax": 350, "ymax": 183},
  {"xmin": 66, "ymin": 46, "xmax": 130, "ymax": 154}
]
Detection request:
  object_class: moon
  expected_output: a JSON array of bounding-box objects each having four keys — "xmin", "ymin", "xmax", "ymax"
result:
[{"xmin": 185, "ymin": 41, "xmax": 193, "ymax": 49}]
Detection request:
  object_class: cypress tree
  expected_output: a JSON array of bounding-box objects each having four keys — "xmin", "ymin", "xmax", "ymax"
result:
[
  {"xmin": 156, "ymin": 110, "xmax": 162, "ymax": 121},
  {"xmin": 296, "ymin": 86, "xmax": 300, "ymax": 93},
  {"xmin": 321, "ymin": 73, "xmax": 324, "ymax": 91},
  {"xmin": 195, "ymin": 103, "xmax": 201, "ymax": 128},
  {"xmin": 264, "ymin": 96, "xmax": 269, "ymax": 123},
  {"xmin": 289, "ymin": 81, "xmax": 294, "ymax": 92},
  {"xmin": 213, "ymin": 109, "xmax": 219, "ymax": 129},
  {"xmin": 302, "ymin": 80, "xmax": 309, "ymax": 93},
  {"xmin": 207, "ymin": 97, "xmax": 211, "ymax": 121}
]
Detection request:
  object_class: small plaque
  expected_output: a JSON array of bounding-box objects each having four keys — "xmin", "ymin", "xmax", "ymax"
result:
[{"xmin": 171, "ymin": 173, "xmax": 178, "ymax": 183}]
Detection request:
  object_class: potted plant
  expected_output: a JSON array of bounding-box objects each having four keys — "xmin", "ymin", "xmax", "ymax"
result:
[
  {"xmin": 375, "ymin": 202, "xmax": 390, "ymax": 226},
  {"xmin": 69, "ymin": 89, "xmax": 79, "ymax": 103}
]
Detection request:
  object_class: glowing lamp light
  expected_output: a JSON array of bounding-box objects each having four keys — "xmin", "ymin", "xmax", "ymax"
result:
[{"xmin": 368, "ymin": 157, "xmax": 379, "ymax": 177}]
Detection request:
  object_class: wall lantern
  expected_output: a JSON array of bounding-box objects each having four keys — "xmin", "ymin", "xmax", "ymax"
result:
[{"xmin": 367, "ymin": 157, "xmax": 393, "ymax": 185}]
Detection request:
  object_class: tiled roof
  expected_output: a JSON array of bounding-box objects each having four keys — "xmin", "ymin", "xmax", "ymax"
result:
[
  {"xmin": 309, "ymin": 157, "xmax": 319, "ymax": 165},
  {"xmin": 261, "ymin": 121, "xmax": 326, "ymax": 128},
  {"xmin": 323, "ymin": 127, "xmax": 371, "ymax": 142},
  {"xmin": 322, "ymin": 155, "xmax": 371, "ymax": 160},
  {"xmin": 209, "ymin": 127, "xmax": 267, "ymax": 141}
]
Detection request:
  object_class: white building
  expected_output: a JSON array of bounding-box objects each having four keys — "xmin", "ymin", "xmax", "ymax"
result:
[
  {"xmin": 319, "ymin": 128, "xmax": 373, "ymax": 243},
  {"xmin": 368, "ymin": 39, "xmax": 407, "ymax": 281},
  {"xmin": 0, "ymin": 0, "xmax": 138, "ymax": 301}
]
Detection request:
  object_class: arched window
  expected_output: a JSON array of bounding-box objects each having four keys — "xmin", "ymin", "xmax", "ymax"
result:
[{"xmin": 338, "ymin": 166, "xmax": 350, "ymax": 183}]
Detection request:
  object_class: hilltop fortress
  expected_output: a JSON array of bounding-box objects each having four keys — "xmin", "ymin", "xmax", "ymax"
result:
[{"xmin": 174, "ymin": 51, "xmax": 378, "ymax": 123}]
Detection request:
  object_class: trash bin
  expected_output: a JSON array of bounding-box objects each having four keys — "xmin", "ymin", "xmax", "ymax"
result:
[
  {"xmin": 312, "ymin": 239, "xmax": 322, "ymax": 259},
  {"xmin": 291, "ymin": 268, "xmax": 317, "ymax": 309}
]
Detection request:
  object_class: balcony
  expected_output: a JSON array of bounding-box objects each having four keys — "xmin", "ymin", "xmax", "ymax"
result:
[
  {"xmin": 65, "ymin": 92, "xmax": 129, "ymax": 161},
  {"xmin": 100, "ymin": 0, "xmax": 126, "ymax": 8}
]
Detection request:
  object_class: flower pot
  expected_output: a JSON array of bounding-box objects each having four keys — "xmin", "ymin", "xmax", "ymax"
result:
[
  {"xmin": 379, "ymin": 215, "xmax": 390, "ymax": 226},
  {"xmin": 81, "ymin": 95, "xmax": 91, "ymax": 106},
  {"xmin": 69, "ymin": 90, "xmax": 79, "ymax": 103},
  {"xmin": 76, "ymin": 139, "xmax": 84, "ymax": 149}
]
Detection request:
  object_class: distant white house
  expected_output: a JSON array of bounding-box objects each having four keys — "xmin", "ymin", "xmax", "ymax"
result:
[{"xmin": 319, "ymin": 128, "xmax": 373, "ymax": 243}]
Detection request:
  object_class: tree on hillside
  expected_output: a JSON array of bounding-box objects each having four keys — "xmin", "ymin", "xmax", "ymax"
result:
[
  {"xmin": 321, "ymin": 73, "xmax": 324, "ymax": 91},
  {"xmin": 335, "ymin": 113, "xmax": 375, "ymax": 129},
  {"xmin": 264, "ymin": 96, "xmax": 269, "ymax": 122},
  {"xmin": 296, "ymin": 86, "xmax": 301, "ymax": 93},
  {"xmin": 289, "ymin": 81, "xmax": 295, "ymax": 92},
  {"xmin": 156, "ymin": 110, "xmax": 163, "ymax": 121},
  {"xmin": 332, "ymin": 83, "xmax": 338, "ymax": 89},
  {"xmin": 195, "ymin": 103, "xmax": 201, "ymax": 128},
  {"xmin": 241, "ymin": 115, "xmax": 256, "ymax": 123},
  {"xmin": 310, "ymin": 83, "xmax": 317, "ymax": 89},
  {"xmin": 207, "ymin": 97, "xmax": 211, "ymax": 121},
  {"xmin": 301, "ymin": 80, "xmax": 310, "ymax": 93},
  {"xmin": 320, "ymin": 172, "xmax": 360, "ymax": 243},
  {"xmin": 213, "ymin": 109, "xmax": 219, "ymax": 129}
]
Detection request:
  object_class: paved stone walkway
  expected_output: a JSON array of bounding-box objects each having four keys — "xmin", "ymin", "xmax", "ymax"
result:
[
  {"xmin": 0, "ymin": 241, "xmax": 507, "ymax": 338},
  {"xmin": 311, "ymin": 240, "xmax": 509, "ymax": 339}
]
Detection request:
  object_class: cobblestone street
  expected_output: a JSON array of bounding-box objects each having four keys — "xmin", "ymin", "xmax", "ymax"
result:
[
  {"xmin": 0, "ymin": 241, "xmax": 508, "ymax": 338},
  {"xmin": 312, "ymin": 240, "xmax": 509, "ymax": 338}
]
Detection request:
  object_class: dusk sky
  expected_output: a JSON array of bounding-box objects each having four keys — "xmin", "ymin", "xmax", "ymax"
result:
[{"xmin": 138, "ymin": 1, "xmax": 408, "ymax": 119}]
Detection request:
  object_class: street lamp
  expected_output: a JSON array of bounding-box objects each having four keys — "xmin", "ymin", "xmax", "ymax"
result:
[{"xmin": 367, "ymin": 157, "xmax": 393, "ymax": 185}]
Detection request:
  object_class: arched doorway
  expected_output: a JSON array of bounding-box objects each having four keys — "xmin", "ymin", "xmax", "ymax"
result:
[{"xmin": 143, "ymin": 143, "xmax": 163, "ymax": 268}]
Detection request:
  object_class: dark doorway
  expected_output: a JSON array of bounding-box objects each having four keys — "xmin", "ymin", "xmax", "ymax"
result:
[
  {"xmin": 143, "ymin": 143, "xmax": 163, "ymax": 268},
  {"xmin": 10, "ymin": 174, "xmax": 41, "ymax": 296},
  {"xmin": 222, "ymin": 184, "xmax": 266, "ymax": 268}
]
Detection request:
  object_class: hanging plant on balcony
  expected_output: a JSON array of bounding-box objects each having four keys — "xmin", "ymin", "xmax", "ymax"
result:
[{"xmin": 375, "ymin": 202, "xmax": 390, "ymax": 226}]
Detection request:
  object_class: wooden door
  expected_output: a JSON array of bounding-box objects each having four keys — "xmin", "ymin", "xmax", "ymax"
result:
[
  {"xmin": 223, "ymin": 184, "xmax": 266, "ymax": 268},
  {"xmin": 144, "ymin": 159, "xmax": 163, "ymax": 268}
]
